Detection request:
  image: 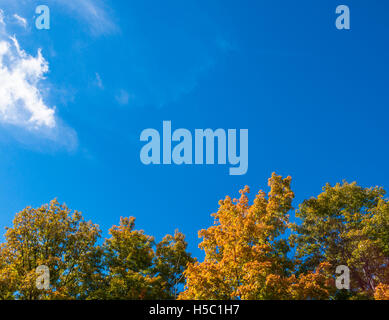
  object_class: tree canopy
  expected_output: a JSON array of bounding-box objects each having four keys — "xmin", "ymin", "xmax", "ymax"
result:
[
  {"xmin": 0, "ymin": 201, "xmax": 193, "ymax": 300},
  {"xmin": 0, "ymin": 174, "xmax": 387, "ymax": 300}
]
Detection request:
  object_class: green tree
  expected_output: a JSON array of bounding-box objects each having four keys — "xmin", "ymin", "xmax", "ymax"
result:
[
  {"xmin": 0, "ymin": 199, "xmax": 103, "ymax": 299},
  {"xmin": 103, "ymin": 217, "xmax": 193, "ymax": 299},
  {"xmin": 103, "ymin": 216, "xmax": 161, "ymax": 299},
  {"xmin": 292, "ymin": 181, "xmax": 389, "ymax": 299},
  {"xmin": 154, "ymin": 230, "xmax": 195, "ymax": 299}
]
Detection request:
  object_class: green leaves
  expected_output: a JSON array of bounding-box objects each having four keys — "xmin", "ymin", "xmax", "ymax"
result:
[
  {"xmin": 0, "ymin": 177, "xmax": 388, "ymax": 300},
  {"xmin": 180, "ymin": 176, "xmax": 388, "ymax": 300},
  {"xmin": 0, "ymin": 203, "xmax": 192, "ymax": 300},
  {"xmin": 154, "ymin": 231, "xmax": 195, "ymax": 299},
  {"xmin": 0, "ymin": 199, "xmax": 102, "ymax": 299},
  {"xmin": 293, "ymin": 181, "xmax": 389, "ymax": 298}
]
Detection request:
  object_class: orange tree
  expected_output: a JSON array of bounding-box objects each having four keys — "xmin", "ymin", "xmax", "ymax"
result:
[{"xmin": 179, "ymin": 173, "xmax": 335, "ymax": 300}]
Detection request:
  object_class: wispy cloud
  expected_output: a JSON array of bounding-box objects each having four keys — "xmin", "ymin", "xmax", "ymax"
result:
[
  {"xmin": 0, "ymin": 10, "xmax": 4, "ymax": 26},
  {"xmin": 95, "ymin": 72, "xmax": 104, "ymax": 89},
  {"xmin": 13, "ymin": 14, "xmax": 27, "ymax": 28},
  {"xmin": 102, "ymin": 2, "xmax": 234, "ymax": 109},
  {"xmin": 115, "ymin": 89, "xmax": 133, "ymax": 106},
  {"xmin": 53, "ymin": 0, "xmax": 118, "ymax": 36},
  {"xmin": 0, "ymin": 0, "xmax": 118, "ymax": 36}
]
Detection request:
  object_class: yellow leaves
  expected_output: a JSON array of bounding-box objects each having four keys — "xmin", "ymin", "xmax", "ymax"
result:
[
  {"xmin": 104, "ymin": 218, "xmax": 194, "ymax": 299},
  {"xmin": 0, "ymin": 199, "xmax": 103, "ymax": 299},
  {"xmin": 180, "ymin": 173, "xmax": 295, "ymax": 300},
  {"xmin": 288, "ymin": 262, "xmax": 335, "ymax": 300},
  {"xmin": 178, "ymin": 261, "xmax": 232, "ymax": 300},
  {"xmin": 0, "ymin": 174, "xmax": 387, "ymax": 300},
  {"xmin": 293, "ymin": 179, "xmax": 389, "ymax": 299},
  {"xmin": 181, "ymin": 173, "xmax": 388, "ymax": 300}
]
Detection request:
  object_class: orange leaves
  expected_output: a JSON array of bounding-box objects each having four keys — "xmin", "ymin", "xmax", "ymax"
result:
[
  {"xmin": 374, "ymin": 284, "xmax": 389, "ymax": 300},
  {"xmin": 178, "ymin": 262, "xmax": 232, "ymax": 300},
  {"xmin": 1, "ymin": 174, "xmax": 388, "ymax": 300},
  {"xmin": 180, "ymin": 173, "xmax": 296, "ymax": 300},
  {"xmin": 288, "ymin": 262, "xmax": 335, "ymax": 300}
]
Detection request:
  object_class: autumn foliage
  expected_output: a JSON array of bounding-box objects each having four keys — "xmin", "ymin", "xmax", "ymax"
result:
[
  {"xmin": 179, "ymin": 174, "xmax": 336, "ymax": 300},
  {"xmin": 0, "ymin": 173, "xmax": 388, "ymax": 300},
  {"xmin": 179, "ymin": 173, "xmax": 388, "ymax": 300},
  {"xmin": 0, "ymin": 201, "xmax": 193, "ymax": 300}
]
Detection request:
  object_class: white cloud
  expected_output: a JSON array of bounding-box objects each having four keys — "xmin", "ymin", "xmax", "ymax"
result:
[
  {"xmin": 0, "ymin": 12, "xmax": 77, "ymax": 150},
  {"xmin": 0, "ymin": 36, "xmax": 55, "ymax": 128},
  {"xmin": 13, "ymin": 14, "xmax": 27, "ymax": 28}
]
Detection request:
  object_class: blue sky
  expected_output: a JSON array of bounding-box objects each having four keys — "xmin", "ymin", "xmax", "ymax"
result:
[{"xmin": 0, "ymin": 0, "xmax": 388, "ymax": 258}]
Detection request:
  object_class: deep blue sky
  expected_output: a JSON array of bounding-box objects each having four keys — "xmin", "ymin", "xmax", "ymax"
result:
[{"xmin": 0, "ymin": 0, "xmax": 388, "ymax": 258}]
